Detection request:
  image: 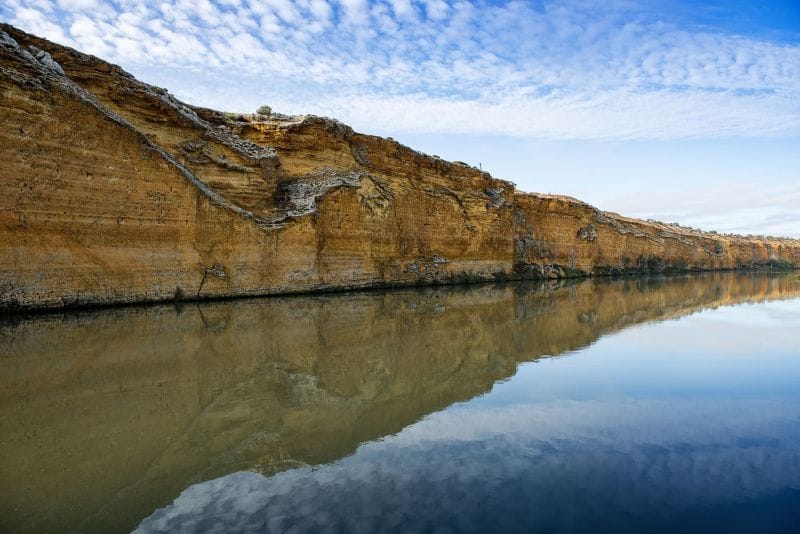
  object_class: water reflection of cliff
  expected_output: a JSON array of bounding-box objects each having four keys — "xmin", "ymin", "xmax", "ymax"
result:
[{"xmin": 1, "ymin": 273, "xmax": 798, "ymax": 533}]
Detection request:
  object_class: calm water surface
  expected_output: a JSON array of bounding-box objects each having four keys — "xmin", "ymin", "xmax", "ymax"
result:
[{"xmin": 1, "ymin": 273, "xmax": 799, "ymax": 533}]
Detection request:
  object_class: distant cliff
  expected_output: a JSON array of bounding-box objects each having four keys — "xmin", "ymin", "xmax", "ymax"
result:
[{"xmin": 1, "ymin": 24, "xmax": 798, "ymax": 310}]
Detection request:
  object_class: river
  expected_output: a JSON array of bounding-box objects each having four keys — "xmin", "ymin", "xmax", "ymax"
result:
[{"xmin": 1, "ymin": 273, "xmax": 799, "ymax": 532}]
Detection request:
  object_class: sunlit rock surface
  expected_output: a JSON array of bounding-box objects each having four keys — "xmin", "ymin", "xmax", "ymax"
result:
[{"xmin": 1, "ymin": 24, "xmax": 799, "ymax": 310}]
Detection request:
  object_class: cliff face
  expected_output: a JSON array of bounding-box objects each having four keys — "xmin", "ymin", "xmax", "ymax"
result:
[{"xmin": 1, "ymin": 24, "xmax": 798, "ymax": 310}]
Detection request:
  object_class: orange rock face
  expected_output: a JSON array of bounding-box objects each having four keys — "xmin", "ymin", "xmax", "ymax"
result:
[{"xmin": 1, "ymin": 24, "xmax": 798, "ymax": 310}]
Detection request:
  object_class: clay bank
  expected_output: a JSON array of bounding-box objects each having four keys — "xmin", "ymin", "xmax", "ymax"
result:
[{"xmin": 1, "ymin": 24, "xmax": 799, "ymax": 311}]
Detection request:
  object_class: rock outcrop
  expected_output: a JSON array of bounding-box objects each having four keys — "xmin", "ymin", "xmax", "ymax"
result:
[{"xmin": 1, "ymin": 24, "xmax": 798, "ymax": 310}]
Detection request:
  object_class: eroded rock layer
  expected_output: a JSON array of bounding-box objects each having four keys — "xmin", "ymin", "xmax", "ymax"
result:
[{"xmin": 1, "ymin": 24, "xmax": 798, "ymax": 310}]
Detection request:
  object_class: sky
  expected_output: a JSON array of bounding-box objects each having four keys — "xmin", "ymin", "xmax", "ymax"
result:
[{"xmin": 3, "ymin": 0, "xmax": 799, "ymax": 237}]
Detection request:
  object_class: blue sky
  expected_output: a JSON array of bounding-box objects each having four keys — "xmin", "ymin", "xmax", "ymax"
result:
[{"xmin": 3, "ymin": 0, "xmax": 799, "ymax": 236}]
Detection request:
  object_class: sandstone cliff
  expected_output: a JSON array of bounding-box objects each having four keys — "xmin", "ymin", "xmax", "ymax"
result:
[{"xmin": 1, "ymin": 24, "xmax": 798, "ymax": 310}]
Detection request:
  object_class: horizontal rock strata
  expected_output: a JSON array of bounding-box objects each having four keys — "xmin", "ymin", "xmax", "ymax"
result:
[{"xmin": 1, "ymin": 24, "xmax": 798, "ymax": 310}]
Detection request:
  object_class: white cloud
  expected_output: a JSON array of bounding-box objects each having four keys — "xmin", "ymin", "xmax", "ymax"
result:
[
  {"xmin": 339, "ymin": 0, "xmax": 369, "ymax": 25},
  {"xmin": 3, "ymin": 0, "xmax": 800, "ymax": 140},
  {"xmin": 6, "ymin": 4, "xmax": 72, "ymax": 44},
  {"xmin": 603, "ymin": 183, "xmax": 800, "ymax": 238},
  {"xmin": 290, "ymin": 87, "xmax": 800, "ymax": 140},
  {"xmin": 422, "ymin": 0, "xmax": 448, "ymax": 20},
  {"xmin": 56, "ymin": 0, "xmax": 101, "ymax": 11},
  {"xmin": 309, "ymin": 0, "xmax": 332, "ymax": 20},
  {"xmin": 389, "ymin": 0, "xmax": 415, "ymax": 21}
]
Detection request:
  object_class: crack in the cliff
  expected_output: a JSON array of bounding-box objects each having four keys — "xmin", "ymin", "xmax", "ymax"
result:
[{"xmin": 196, "ymin": 263, "xmax": 226, "ymax": 298}]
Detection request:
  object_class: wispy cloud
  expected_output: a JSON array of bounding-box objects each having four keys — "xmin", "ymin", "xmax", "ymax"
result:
[
  {"xmin": 603, "ymin": 183, "xmax": 800, "ymax": 237},
  {"xmin": 3, "ymin": 0, "xmax": 799, "ymax": 139}
]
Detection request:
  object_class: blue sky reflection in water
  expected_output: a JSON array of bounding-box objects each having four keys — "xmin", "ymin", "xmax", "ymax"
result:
[{"xmin": 137, "ymin": 298, "xmax": 800, "ymax": 533}]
